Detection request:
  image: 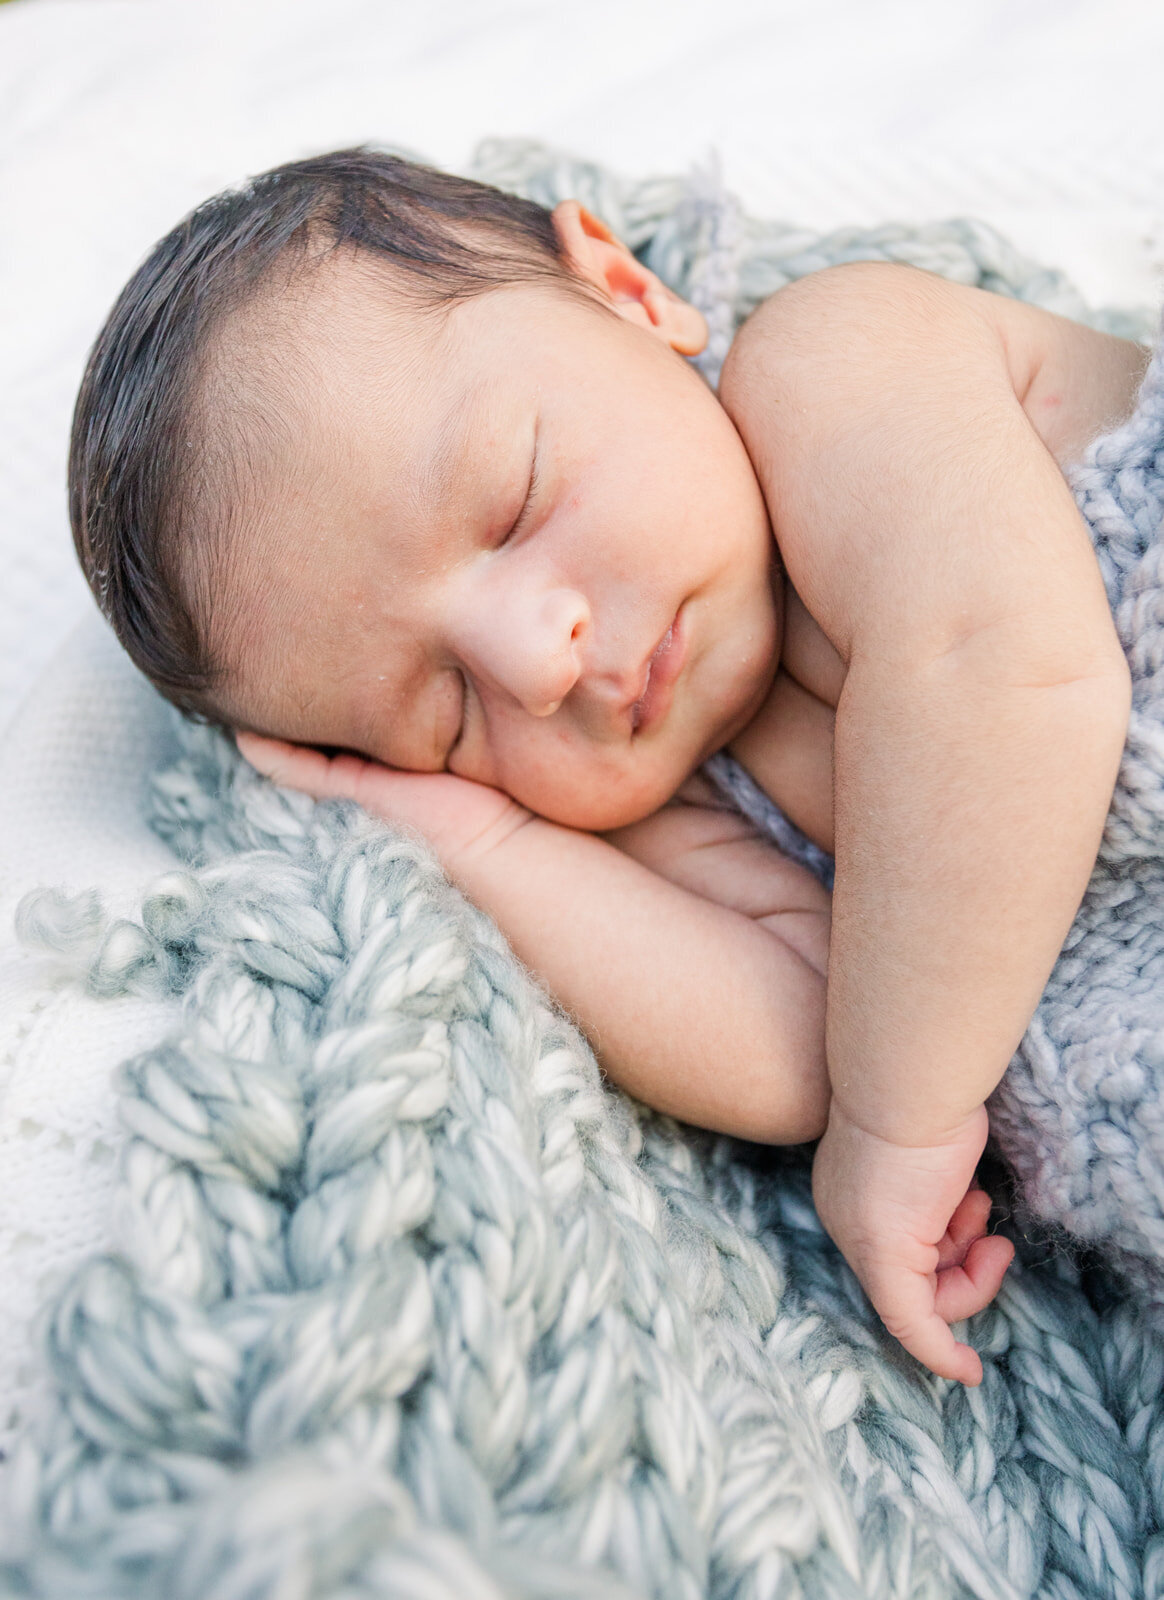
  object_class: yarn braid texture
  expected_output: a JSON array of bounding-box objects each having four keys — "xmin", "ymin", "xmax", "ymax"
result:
[{"xmin": 5, "ymin": 140, "xmax": 1164, "ymax": 1598}]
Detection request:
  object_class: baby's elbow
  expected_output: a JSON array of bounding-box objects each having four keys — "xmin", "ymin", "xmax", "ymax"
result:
[
  {"xmin": 748, "ymin": 1087, "xmax": 830, "ymax": 1148},
  {"xmin": 1078, "ymin": 650, "xmax": 1132, "ymax": 741},
  {"xmin": 940, "ymin": 612, "xmax": 1132, "ymax": 711},
  {"xmin": 779, "ymin": 1091, "xmax": 831, "ymax": 1147},
  {"xmin": 1078, "ymin": 652, "xmax": 1133, "ymax": 774},
  {"xmin": 1027, "ymin": 646, "xmax": 1132, "ymax": 736},
  {"xmin": 740, "ymin": 1037, "xmax": 831, "ymax": 1147},
  {"xmin": 1090, "ymin": 646, "xmax": 1132, "ymax": 714}
]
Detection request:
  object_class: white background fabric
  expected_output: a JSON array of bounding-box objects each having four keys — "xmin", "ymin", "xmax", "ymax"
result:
[{"xmin": 2, "ymin": 0, "xmax": 1164, "ymax": 1465}]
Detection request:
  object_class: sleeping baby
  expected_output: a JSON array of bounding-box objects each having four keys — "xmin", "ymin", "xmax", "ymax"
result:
[{"xmin": 69, "ymin": 148, "xmax": 1149, "ymax": 1387}]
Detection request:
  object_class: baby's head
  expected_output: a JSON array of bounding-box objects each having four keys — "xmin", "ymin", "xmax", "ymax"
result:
[{"xmin": 71, "ymin": 148, "xmax": 780, "ymax": 830}]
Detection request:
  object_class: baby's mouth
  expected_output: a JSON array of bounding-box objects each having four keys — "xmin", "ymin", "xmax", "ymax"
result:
[{"xmin": 631, "ymin": 613, "xmax": 684, "ymax": 734}]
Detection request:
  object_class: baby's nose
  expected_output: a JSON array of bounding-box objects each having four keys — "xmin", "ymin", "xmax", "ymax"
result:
[
  {"xmin": 514, "ymin": 588, "xmax": 590, "ymax": 716},
  {"xmin": 467, "ymin": 586, "xmax": 590, "ymax": 716}
]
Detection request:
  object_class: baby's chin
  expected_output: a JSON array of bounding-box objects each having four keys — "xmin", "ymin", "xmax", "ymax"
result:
[
  {"xmin": 540, "ymin": 665, "xmax": 780, "ymax": 830},
  {"xmin": 525, "ymin": 786, "xmax": 683, "ymax": 833},
  {"xmin": 499, "ymin": 743, "xmax": 679, "ymax": 831},
  {"xmin": 512, "ymin": 727, "xmax": 743, "ymax": 833}
]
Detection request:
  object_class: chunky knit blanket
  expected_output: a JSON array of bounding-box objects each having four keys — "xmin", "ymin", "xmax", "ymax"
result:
[{"xmin": 4, "ymin": 142, "xmax": 1164, "ymax": 1599}]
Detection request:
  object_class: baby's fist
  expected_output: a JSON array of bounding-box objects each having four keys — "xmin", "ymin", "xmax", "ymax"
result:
[{"xmin": 811, "ymin": 1102, "xmax": 1014, "ymax": 1386}]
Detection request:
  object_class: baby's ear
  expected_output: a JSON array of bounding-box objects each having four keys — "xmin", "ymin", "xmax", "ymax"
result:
[{"xmin": 550, "ymin": 199, "xmax": 707, "ymax": 356}]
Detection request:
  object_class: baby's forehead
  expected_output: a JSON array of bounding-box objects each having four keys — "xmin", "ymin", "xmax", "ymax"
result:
[
  {"xmin": 209, "ymin": 261, "xmax": 532, "ymax": 592},
  {"xmin": 225, "ymin": 250, "xmax": 431, "ymax": 375},
  {"xmin": 199, "ymin": 256, "xmax": 443, "ymax": 492},
  {"xmin": 237, "ymin": 246, "xmax": 604, "ymax": 386},
  {"xmin": 209, "ymin": 245, "xmax": 646, "ymax": 549}
]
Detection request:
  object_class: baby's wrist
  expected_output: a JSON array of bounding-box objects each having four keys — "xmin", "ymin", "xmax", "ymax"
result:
[
  {"xmin": 824, "ymin": 1093, "xmax": 988, "ymax": 1152},
  {"xmin": 442, "ymin": 801, "xmax": 541, "ymax": 885}
]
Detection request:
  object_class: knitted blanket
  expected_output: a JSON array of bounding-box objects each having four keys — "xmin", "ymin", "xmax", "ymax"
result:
[{"xmin": 4, "ymin": 143, "xmax": 1164, "ymax": 1600}]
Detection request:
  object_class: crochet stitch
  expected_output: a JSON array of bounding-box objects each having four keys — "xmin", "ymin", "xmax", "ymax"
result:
[{"xmin": 5, "ymin": 141, "xmax": 1164, "ymax": 1598}]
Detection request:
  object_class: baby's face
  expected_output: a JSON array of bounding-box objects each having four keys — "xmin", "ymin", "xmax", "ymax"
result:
[{"xmin": 219, "ymin": 251, "xmax": 781, "ymax": 830}]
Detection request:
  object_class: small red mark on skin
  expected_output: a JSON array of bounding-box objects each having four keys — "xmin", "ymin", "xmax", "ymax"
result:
[{"xmin": 1040, "ymin": 393, "xmax": 1062, "ymax": 408}]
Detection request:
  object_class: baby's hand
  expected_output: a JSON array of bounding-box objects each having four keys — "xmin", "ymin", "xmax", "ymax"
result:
[
  {"xmin": 810, "ymin": 1102, "xmax": 1015, "ymax": 1386},
  {"xmin": 235, "ymin": 733, "xmax": 534, "ymax": 878}
]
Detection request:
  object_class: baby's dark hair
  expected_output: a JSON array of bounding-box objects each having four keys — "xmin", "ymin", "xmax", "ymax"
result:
[{"xmin": 69, "ymin": 147, "xmax": 584, "ymax": 721}]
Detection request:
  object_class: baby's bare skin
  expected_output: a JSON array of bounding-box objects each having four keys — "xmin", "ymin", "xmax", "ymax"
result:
[
  {"xmin": 235, "ymin": 216, "xmax": 1145, "ymax": 1385},
  {"xmin": 725, "ymin": 282, "xmax": 1148, "ymax": 860},
  {"xmin": 719, "ymin": 268, "xmax": 1139, "ymax": 1380}
]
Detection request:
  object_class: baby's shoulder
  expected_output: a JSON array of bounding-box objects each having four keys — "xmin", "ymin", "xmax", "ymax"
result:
[
  {"xmin": 985, "ymin": 290, "xmax": 1150, "ymax": 469},
  {"xmin": 719, "ymin": 261, "xmax": 1149, "ymax": 471},
  {"xmin": 720, "ymin": 259, "xmax": 984, "ymax": 390}
]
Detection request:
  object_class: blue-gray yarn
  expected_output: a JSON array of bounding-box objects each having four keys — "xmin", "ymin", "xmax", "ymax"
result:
[{"xmin": 6, "ymin": 140, "xmax": 1164, "ymax": 1600}]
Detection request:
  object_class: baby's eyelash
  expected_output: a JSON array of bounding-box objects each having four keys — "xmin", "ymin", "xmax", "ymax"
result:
[
  {"xmin": 502, "ymin": 447, "xmax": 540, "ymax": 546},
  {"xmin": 448, "ymin": 439, "xmax": 538, "ymax": 766},
  {"xmin": 449, "ymin": 670, "xmax": 469, "ymax": 759}
]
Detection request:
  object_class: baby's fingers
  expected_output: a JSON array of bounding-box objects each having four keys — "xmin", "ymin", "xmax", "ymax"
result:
[
  {"xmin": 933, "ymin": 1233, "xmax": 1015, "ymax": 1327},
  {"xmin": 938, "ymin": 1186, "xmax": 992, "ymax": 1268},
  {"xmin": 872, "ymin": 1217, "xmax": 1013, "ymax": 1385},
  {"xmin": 236, "ymin": 730, "xmax": 532, "ymax": 872},
  {"xmin": 235, "ymin": 732, "xmax": 436, "ymax": 823},
  {"xmin": 236, "ymin": 732, "xmax": 360, "ymax": 798},
  {"xmin": 933, "ymin": 1187, "xmax": 1015, "ymax": 1323},
  {"xmin": 875, "ymin": 1268, "xmax": 986, "ymax": 1387}
]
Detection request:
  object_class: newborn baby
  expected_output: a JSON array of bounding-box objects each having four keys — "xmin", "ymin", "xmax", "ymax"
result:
[{"xmin": 70, "ymin": 148, "xmax": 1149, "ymax": 1387}]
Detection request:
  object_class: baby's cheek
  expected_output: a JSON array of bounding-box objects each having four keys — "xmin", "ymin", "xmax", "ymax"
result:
[{"xmin": 523, "ymin": 759, "xmax": 687, "ymax": 833}]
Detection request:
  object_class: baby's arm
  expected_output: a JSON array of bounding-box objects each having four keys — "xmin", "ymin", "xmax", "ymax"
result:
[
  {"xmin": 720, "ymin": 264, "xmax": 1135, "ymax": 1381},
  {"xmin": 236, "ymin": 736, "xmax": 831, "ymax": 1144}
]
